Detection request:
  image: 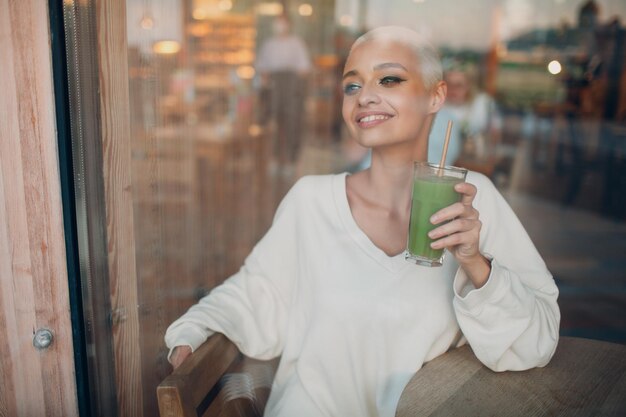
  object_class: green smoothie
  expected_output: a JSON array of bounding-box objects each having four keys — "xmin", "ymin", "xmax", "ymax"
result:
[{"xmin": 407, "ymin": 175, "xmax": 463, "ymax": 265}]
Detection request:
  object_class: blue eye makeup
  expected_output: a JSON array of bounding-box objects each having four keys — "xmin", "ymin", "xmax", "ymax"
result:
[
  {"xmin": 343, "ymin": 83, "xmax": 361, "ymax": 95},
  {"xmin": 342, "ymin": 75, "xmax": 406, "ymax": 96}
]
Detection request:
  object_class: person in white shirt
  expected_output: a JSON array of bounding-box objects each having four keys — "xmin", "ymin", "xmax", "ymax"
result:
[
  {"xmin": 256, "ymin": 16, "xmax": 312, "ymax": 168},
  {"xmin": 429, "ymin": 65, "xmax": 503, "ymax": 168},
  {"xmin": 166, "ymin": 26, "xmax": 560, "ymax": 417}
]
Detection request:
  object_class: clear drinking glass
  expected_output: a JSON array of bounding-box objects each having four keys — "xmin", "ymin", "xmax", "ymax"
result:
[{"xmin": 406, "ymin": 162, "xmax": 468, "ymax": 267}]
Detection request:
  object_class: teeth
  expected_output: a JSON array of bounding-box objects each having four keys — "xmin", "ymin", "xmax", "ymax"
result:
[{"xmin": 359, "ymin": 114, "xmax": 389, "ymax": 123}]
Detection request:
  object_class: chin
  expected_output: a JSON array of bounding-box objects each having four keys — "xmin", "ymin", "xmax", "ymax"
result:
[
  {"xmin": 355, "ymin": 132, "xmax": 417, "ymax": 149},
  {"xmin": 353, "ymin": 136, "xmax": 389, "ymax": 148}
]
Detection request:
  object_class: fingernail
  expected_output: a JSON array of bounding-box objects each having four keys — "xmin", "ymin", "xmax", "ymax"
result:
[{"xmin": 430, "ymin": 215, "xmax": 437, "ymax": 223}]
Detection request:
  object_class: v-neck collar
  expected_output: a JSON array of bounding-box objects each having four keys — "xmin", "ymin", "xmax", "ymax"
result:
[{"xmin": 333, "ymin": 173, "xmax": 411, "ymax": 273}]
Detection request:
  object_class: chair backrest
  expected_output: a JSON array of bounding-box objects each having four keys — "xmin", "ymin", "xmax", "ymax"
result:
[{"xmin": 157, "ymin": 333, "xmax": 278, "ymax": 417}]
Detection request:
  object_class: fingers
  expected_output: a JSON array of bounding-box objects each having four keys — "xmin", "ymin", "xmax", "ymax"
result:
[
  {"xmin": 430, "ymin": 182, "xmax": 477, "ymax": 224},
  {"xmin": 429, "ymin": 218, "xmax": 482, "ymax": 250},
  {"xmin": 427, "ymin": 181, "xmax": 481, "ymax": 253},
  {"xmin": 456, "ymin": 182, "xmax": 477, "ymax": 206},
  {"xmin": 171, "ymin": 345, "xmax": 192, "ymax": 370},
  {"xmin": 431, "ymin": 202, "xmax": 479, "ymax": 225},
  {"xmin": 429, "ymin": 217, "xmax": 479, "ymax": 238}
]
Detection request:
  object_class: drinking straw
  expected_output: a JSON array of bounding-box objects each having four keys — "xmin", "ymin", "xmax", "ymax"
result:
[{"xmin": 437, "ymin": 120, "xmax": 453, "ymax": 176}]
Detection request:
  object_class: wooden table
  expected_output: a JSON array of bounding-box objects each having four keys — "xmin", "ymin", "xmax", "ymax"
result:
[{"xmin": 396, "ymin": 337, "xmax": 626, "ymax": 416}]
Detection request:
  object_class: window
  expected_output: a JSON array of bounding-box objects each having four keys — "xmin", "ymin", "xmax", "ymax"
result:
[{"xmin": 60, "ymin": 0, "xmax": 626, "ymax": 414}]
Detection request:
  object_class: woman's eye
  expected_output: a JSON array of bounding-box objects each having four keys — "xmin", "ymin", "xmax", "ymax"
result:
[
  {"xmin": 343, "ymin": 83, "xmax": 361, "ymax": 95},
  {"xmin": 380, "ymin": 76, "xmax": 405, "ymax": 86}
]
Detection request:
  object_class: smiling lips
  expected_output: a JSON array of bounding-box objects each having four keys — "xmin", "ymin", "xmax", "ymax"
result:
[{"xmin": 356, "ymin": 112, "xmax": 393, "ymax": 128}]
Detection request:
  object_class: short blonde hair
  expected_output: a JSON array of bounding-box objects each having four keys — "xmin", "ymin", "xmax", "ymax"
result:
[{"xmin": 350, "ymin": 26, "xmax": 443, "ymax": 91}]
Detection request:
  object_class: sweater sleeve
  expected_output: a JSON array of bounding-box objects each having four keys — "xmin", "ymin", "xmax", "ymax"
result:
[
  {"xmin": 452, "ymin": 173, "xmax": 560, "ymax": 372},
  {"xmin": 164, "ymin": 179, "xmax": 302, "ymax": 360}
]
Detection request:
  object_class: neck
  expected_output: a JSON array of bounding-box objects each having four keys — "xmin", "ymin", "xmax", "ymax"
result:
[
  {"xmin": 366, "ymin": 158, "xmax": 413, "ymax": 213},
  {"xmin": 364, "ymin": 115, "xmax": 431, "ymax": 210}
]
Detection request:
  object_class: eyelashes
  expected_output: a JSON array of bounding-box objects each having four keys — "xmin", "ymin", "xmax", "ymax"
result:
[
  {"xmin": 343, "ymin": 76, "xmax": 407, "ymax": 96},
  {"xmin": 343, "ymin": 83, "xmax": 360, "ymax": 95},
  {"xmin": 380, "ymin": 76, "xmax": 406, "ymax": 86}
]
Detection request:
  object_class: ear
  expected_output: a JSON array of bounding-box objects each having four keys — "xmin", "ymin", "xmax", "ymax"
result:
[{"xmin": 428, "ymin": 81, "xmax": 447, "ymax": 114}]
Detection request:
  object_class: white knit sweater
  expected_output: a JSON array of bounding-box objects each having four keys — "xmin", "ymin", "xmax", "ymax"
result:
[{"xmin": 165, "ymin": 172, "xmax": 560, "ymax": 417}]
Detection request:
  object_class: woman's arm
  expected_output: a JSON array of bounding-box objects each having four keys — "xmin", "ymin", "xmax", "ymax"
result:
[
  {"xmin": 429, "ymin": 172, "xmax": 560, "ymax": 371},
  {"xmin": 164, "ymin": 179, "xmax": 305, "ymax": 363}
]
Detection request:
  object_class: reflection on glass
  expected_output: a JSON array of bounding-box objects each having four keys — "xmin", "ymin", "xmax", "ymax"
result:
[{"xmin": 83, "ymin": 0, "xmax": 626, "ymax": 414}]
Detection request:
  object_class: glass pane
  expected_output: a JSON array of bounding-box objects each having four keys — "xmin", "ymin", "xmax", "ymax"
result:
[
  {"xmin": 126, "ymin": 1, "xmax": 354, "ymax": 415},
  {"xmin": 64, "ymin": 0, "xmax": 626, "ymax": 415}
]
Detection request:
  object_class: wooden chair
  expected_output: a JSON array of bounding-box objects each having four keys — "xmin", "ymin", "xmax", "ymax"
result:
[{"xmin": 157, "ymin": 333, "xmax": 279, "ymax": 417}]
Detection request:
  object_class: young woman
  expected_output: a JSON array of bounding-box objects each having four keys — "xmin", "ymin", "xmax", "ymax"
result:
[{"xmin": 165, "ymin": 26, "xmax": 560, "ymax": 417}]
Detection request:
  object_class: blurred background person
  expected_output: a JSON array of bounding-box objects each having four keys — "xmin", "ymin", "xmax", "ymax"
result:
[
  {"xmin": 429, "ymin": 64, "xmax": 502, "ymax": 177},
  {"xmin": 256, "ymin": 15, "xmax": 312, "ymax": 174},
  {"xmin": 427, "ymin": 107, "xmax": 462, "ymax": 166}
]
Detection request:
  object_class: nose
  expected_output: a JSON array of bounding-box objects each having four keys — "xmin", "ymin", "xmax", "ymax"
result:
[{"xmin": 357, "ymin": 83, "xmax": 380, "ymax": 107}]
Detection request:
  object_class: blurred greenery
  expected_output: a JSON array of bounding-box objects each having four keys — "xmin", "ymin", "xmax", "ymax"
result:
[{"xmin": 496, "ymin": 63, "xmax": 564, "ymax": 111}]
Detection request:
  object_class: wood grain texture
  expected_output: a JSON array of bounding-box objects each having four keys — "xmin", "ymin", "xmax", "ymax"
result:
[
  {"xmin": 0, "ymin": 1, "xmax": 78, "ymax": 416},
  {"xmin": 95, "ymin": 1, "xmax": 144, "ymax": 416},
  {"xmin": 157, "ymin": 334, "xmax": 241, "ymax": 417},
  {"xmin": 396, "ymin": 337, "xmax": 626, "ymax": 417},
  {"xmin": 157, "ymin": 333, "xmax": 279, "ymax": 417}
]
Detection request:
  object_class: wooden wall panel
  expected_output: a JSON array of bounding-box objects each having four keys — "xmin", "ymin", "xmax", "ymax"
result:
[
  {"xmin": 0, "ymin": 1, "xmax": 78, "ymax": 416},
  {"xmin": 95, "ymin": 1, "xmax": 144, "ymax": 417}
]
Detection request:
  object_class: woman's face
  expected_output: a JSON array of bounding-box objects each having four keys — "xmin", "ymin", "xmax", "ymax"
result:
[{"xmin": 341, "ymin": 39, "xmax": 438, "ymax": 149}]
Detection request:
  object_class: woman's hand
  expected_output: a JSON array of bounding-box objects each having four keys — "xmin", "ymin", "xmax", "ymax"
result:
[
  {"xmin": 428, "ymin": 182, "xmax": 491, "ymax": 288},
  {"xmin": 170, "ymin": 345, "xmax": 193, "ymax": 370}
]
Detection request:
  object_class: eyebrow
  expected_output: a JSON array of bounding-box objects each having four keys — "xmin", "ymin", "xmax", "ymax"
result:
[
  {"xmin": 342, "ymin": 69, "xmax": 358, "ymax": 80},
  {"xmin": 342, "ymin": 62, "xmax": 409, "ymax": 80},
  {"xmin": 374, "ymin": 62, "xmax": 408, "ymax": 72}
]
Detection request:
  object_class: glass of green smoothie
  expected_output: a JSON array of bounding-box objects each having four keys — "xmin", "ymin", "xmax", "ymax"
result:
[{"xmin": 406, "ymin": 161, "xmax": 467, "ymax": 267}]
